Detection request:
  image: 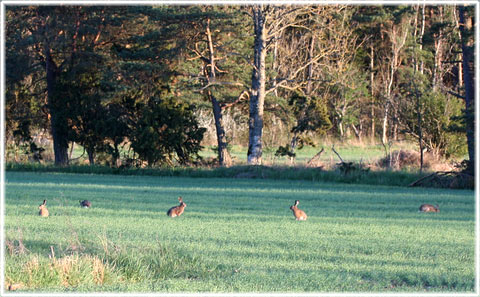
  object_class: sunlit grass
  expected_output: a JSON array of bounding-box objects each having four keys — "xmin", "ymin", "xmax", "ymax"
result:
[
  {"xmin": 5, "ymin": 171, "xmax": 475, "ymax": 293},
  {"xmin": 200, "ymin": 142, "xmax": 417, "ymax": 165}
]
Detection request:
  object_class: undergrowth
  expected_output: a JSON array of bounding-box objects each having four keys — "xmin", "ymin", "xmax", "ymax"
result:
[{"xmin": 5, "ymin": 163, "xmax": 429, "ymax": 188}]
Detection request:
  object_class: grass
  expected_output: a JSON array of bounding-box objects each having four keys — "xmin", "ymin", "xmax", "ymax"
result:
[
  {"xmin": 5, "ymin": 171, "xmax": 475, "ymax": 293},
  {"xmin": 199, "ymin": 142, "xmax": 417, "ymax": 166},
  {"xmin": 64, "ymin": 141, "xmax": 416, "ymax": 166},
  {"xmin": 6, "ymin": 162, "xmax": 427, "ymax": 188}
]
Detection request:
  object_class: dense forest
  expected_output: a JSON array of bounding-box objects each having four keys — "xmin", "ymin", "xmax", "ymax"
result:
[{"xmin": 5, "ymin": 5, "xmax": 476, "ymax": 170}]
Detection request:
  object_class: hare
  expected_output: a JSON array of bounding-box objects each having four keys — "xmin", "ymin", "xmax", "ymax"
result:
[
  {"xmin": 79, "ymin": 200, "xmax": 92, "ymax": 208},
  {"xmin": 167, "ymin": 197, "xmax": 187, "ymax": 217},
  {"xmin": 38, "ymin": 200, "xmax": 49, "ymax": 217},
  {"xmin": 290, "ymin": 200, "xmax": 307, "ymax": 221},
  {"xmin": 419, "ymin": 204, "xmax": 439, "ymax": 213}
]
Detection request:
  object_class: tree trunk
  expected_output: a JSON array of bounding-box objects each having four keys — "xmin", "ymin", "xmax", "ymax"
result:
[
  {"xmin": 210, "ymin": 92, "xmax": 232, "ymax": 167},
  {"xmin": 289, "ymin": 132, "xmax": 298, "ymax": 165},
  {"xmin": 370, "ymin": 44, "xmax": 375, "ymax": 143},
  {"xmin": 45, "ymin": 41, "xmax": 68, "ymax": 166},
  {"xmin": 87, "ymin": 147, "xmax": 95, "ymax": 165},
  {"xmin": 205, "ymin": 18, "xmax": 232, "ymax": 167},
  {"xmin": 306, "ymin": 36, "xmax": 315, "ymax": 95},
  {"xmin": 248, "ymin": 6, "xmax": 267, "ymax": 165},
  {"xmin": 432, "ymin": 7, "xmax": 444, "ymax": 91},
  {"xmin": 454, "ymin": 7, "xmax": 464, "ymax": 87},
  {"xmin": 381, "ymin": 101, "xmax": 390, "ymax": 145},
  {"xmin": 393, "ymin": 107, "xmax": 398, "ymax": 141},
  {"xmin": 420, "ymin": 4, "xmax": 426, "ymax": 74},
  {"xmin": 69, "ymin": 142, "xmax": 75, "ymax": 160},
  {"xmin": 459, "ymin": 6, "xmax": 475, "ymax": 168},
  {"xmin": 414, "ymin": 82, "xmax": 424, "ymax": 172}
]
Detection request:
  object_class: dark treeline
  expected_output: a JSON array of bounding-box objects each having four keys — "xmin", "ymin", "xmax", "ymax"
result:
[{"xmin": 5, "ymin": 5, "xmax": 475, "ymax": 170}]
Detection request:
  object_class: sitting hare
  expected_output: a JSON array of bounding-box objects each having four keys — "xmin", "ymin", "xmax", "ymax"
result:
[
  {"xmin": 38, "ymin": 200, "xmax": 49, "ymax": 217},
  {"xmin": 167, "ymin": 197, "xmax": 187, "ymax": 217},
  {"xmin": 419, "ymin": 204, "xmax": 439, "ymax": 213},
  {"xmin": 290, "ymin": 200, "xmax": 307, "ymax": 221},
  {"xmin": 79, "ymin": 200, "xmax": 92, "ymax": 208}
]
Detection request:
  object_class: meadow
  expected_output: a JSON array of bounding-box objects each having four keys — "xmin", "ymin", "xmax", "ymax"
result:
[{"xmin": 4, "ymin": 171, "xmax": 475, "ymax": 293}]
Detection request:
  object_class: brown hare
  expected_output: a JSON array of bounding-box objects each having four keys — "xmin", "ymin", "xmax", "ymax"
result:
[
  {"xmin": 419, "ymin": 204, "xmax": 439, "ymax": 213},
  {"xmin": 79, "ymin": 200, "xmax": 92, "ymax": 208},
  {"xmin": 290, "ymin": 200, "xmax": 307, "ymax": 221},
  {"xmin": 38, "ymin": 200, "xmax": 49, "ymax": 217},
  {"xmin": 167, "ymin": 197, "xmax": 187, "ymax": 217}
]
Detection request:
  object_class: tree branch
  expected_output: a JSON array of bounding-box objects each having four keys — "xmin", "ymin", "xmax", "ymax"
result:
[{"xmin": 447, "ymin": 90, "xmax": 466, "ymax": 100}]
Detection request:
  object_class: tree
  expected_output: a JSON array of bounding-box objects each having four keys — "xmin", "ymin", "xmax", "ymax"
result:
[
  {"xmin": 458, "ymin": 5, "xmax": 475, "ymax": 171},
  {"xmin": 55, "ymin": 59, "xmax": 107, "ymax": 165},
  {"xmin": 128, "ymin": 93, "xmax": 206, "ymax": 166},
  {"xmin": 397, "ymin": 68, "xmax": 465, "ymax": 160},
  {"xmin": 246, "ymin": 5, "xmax": 352, "ymax": 164},
  {"xmin": 179, "ymin": 7, "xmax": 250, "ymax": 166},
  {"xmin": 5, "ymin": 6, "xmax": 130, "ymax": 165},
  {"xmin": 276, "ymin": 92, "xmax": 332, "ymax": 162}
]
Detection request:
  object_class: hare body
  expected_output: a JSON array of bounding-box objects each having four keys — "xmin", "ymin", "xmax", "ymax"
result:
[
  {"xmin": 167, "ymin": 197, "xmax": 187, "ymax": 217},
  {"xmin": 80, "ymin": 200, "xmax": 91, "ymax": 208},
  {"xmin": 38, "ymin": 200, "xmax": 49, "ymax": 217},
  {"xmin": 290, "ymin": 200, "xmax": 307, "ymax": 221},
  {"xmin": 419, "ymin": 204, "xmax": 439, "ymax": 212}
]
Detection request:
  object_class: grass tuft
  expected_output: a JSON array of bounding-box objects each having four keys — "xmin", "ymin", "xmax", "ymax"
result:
[{"xmin": 5, "ymin": 242, "xmax": 220, "ymax": 291}]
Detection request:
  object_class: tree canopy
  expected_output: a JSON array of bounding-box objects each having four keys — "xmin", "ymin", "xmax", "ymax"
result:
[{"xmin": 5, "ymin": 4, "xmax": 475, "ymax": 168}]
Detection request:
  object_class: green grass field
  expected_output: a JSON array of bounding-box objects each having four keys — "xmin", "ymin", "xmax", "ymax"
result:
[{"xmin": 5, "ymin": 171, "xmax": 475, "ymax": 293}]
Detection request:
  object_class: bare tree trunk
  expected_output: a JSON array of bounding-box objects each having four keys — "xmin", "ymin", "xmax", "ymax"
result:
[
  {"xmin": 420, "ymin": 4, "xmax": 426, "ymax": 74},
  {"xmin": 381, "ymin": 101, "xmax": 390, "ymax": 145},
  {"xmin": 69, "ymin": 142, "xmax": 75, "ymax": 160},
  {"xmin": 382, "ymin": 58, "xmax": 395, "ymax": 146},
  {"xmin": 417, "ymin": 98, "xmax": 424, "ymax": 172},
  {"xmin": 289, "ymin": 132, "xmax": 297, "ymax": 165},
  {"xmin": 248, "ymin": 6, "xmax": 267, "ymax": 165},
  {"xmin": 412, "ymin": 78, "xmax": 424, "ymax": 172},
  {"xmin": 209, "ymin": 92, "xmax": 232, "ymax": 167},
  {"xmin": 393, "ymin": 107, "xmax": 398, "ymax": 141},
  {"xmin": 306, "ymin": 35, "xmax": 315, "ymax": 95},
  {"xmin": 432, "ymin": 7, "xmax": 444, "ymax": 91},
  {"xmin": 370, "ymin": 44, "xmax": 375, "ymax": 143},
  {"xmin": 453, "ymin": 7, "xmax": 464, "ymax": 87},
  {"xmin": 272, "ymin": 33, "xmax": 278, "ymax": 97},
  {"xmin": 204, "ymin": 19, "xmax": 232, "ymax": 167},
  {"xmin": 87, "ymin": 147, "xmax": 95, "ymax": 165}
]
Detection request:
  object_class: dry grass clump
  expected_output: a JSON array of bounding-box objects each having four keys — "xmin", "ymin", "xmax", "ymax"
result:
[
  {"xmin": 7, "ymin": 252, "xmax": 116, "ymax": 290},
  {"xmin": 377, "ymin": 150, "xmax": 454, "ymax": 171}
]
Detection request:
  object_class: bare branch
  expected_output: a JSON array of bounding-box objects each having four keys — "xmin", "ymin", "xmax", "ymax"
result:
[
  {"xmin": 196, "ymin": 80, "xmax": 246, "ymax": 92},
  {"xmin": 447, "ymin": 90, "xmax": 466, "ymax": 99},
  {"xmin": 221, "ymin": 90, "xmax": 250, "ymax": 109}
]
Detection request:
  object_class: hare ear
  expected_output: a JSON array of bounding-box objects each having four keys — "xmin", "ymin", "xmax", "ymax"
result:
[
  {"xmin": 294, "ymin": 200, "xmax": 299, "ymax": 206},
  {"xmin": 43, "ymin": 200, "xmax": 47, "ymax": 205},
  {"xmin": 178, "ymin": 197, "xmax": 183, "ymax": 202}
]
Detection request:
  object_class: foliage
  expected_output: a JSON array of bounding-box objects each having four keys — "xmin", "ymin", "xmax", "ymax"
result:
[
  {"xmin": 396, "ymin": 67, "xmax": 466, "ymax": 158},
  {"xmin": 275, "ymin": 92, "xmax": 332, "ymax": 159},
  {"xmin": 5, "ymin": 162, "xmax": 436, "ymax": 188},
  {"xmin": 5, "ymin": 5, "xmax": 474, "ymax": 166},
  {"xmin": 127, "ymin": 92, "xmax": 206, "ymax": 166}
]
